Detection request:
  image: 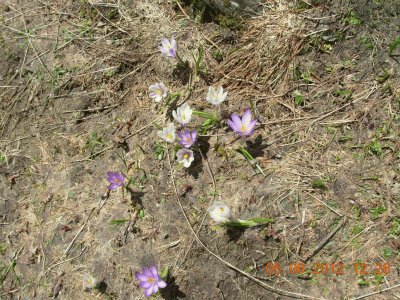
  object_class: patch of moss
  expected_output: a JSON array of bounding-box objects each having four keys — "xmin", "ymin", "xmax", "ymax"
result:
[
  {"xmin": 311, "ymin": 179, "xmax": 327, "ymax": 190},
  {"xmin": 211, "ymin": 48, "xmax": 223, "ymax": 61},
  {"xmin": 182, "ymin": 0, "xmax": 215, "ymax": 23},
  {"xmin": 217, "ymin": 14, "xmax": 241, "ymax": 29},
  {"xmin": 181, "ymin": 0, "xmax": 242, "ymax": 29}
]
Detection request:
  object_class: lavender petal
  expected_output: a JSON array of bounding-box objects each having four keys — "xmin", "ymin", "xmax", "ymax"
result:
[
  {"xmin": 161, "ymin": 38, "xmax": 170, "ymax": 48},
  {"xmin": 230, "ymin": 114, "xmax": 242, "ymax": 128},
  {"xmin": 144, "ymin": 287, "xmax": 153, "ymax": 297},
  {"xmin": 171, "ymin": 36, "xmax": 177, "ymax": 49},
  {"xmin": 242, "ymin": 109, "xmax": 252, "ymax": 127},
  {"xmin": 139, "ymin": 281, "xmax": 152, "ymax": 289},
  {"xmin": 143, "ymin": 268, "xmax": 152, "ymax": 277},
  {"xmin": 151, "ymin": 283, "xmax": 159, "ymax": 294},
  {"xmin": 136, "ymin": 273, "xmax": 148, "ymax": 282},
  {"xmin": 227, "ymin": 119, "xmax": 239, "ymax": 132},
  {"xmin": 158, "ymin": 280, "xmax": 167, "ymax": 288},
  {"xmin": 149, "ymin": 265, "xmax": 158, "ymax": 277}
]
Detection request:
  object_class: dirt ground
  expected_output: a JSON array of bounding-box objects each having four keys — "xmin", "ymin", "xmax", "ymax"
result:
[{"xmin": 1, "ymin": 0, "xmax": 400, "ymax": 299}]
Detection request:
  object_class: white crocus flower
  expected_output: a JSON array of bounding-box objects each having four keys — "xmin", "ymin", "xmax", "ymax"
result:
[
  {"xmin": 176, "ymin": 149, "xmax": 194, "ymax": 168},
  {"xmin": 82, "ymin": 274, "xmax": 97, "ymax": 290},
  {"xmin": 149, "ymin": 82, "xmax": 167, "ymax": 102},
  {"xmin": 208, "ymin": 202, "xmax": 231, "ymax": 223},
  {"xmin": 206, "ymin": 86, "xmax": 228, "ymax": 106},
  {"xmin": 157, "ymin": 123, "xmax": 175, "ymax": 143},
  {"xmin": 172, "ymin": 102, "xmax": 193, "ymax": 125}
]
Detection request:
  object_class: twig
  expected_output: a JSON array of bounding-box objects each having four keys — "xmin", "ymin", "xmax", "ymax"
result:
[
  {"xmin": 61, "ymin": 208, "xmax": 94, "ymax": 258},
  {"xmin": 39, "ymin": 246, "xmax": 87, "ymax": 280},
  {"xmin": 312, "ymin": 87, "xmax": 378, "ymax": 124},
  {"xmin": 296, "ymin": 209, "xmax": 306, "ymax": 255},
  {"xmin": 156, "ymin": 239, "xmax": 182, "ymax": 251},
  {"xmin": 21, "ymin": 16, "xmax": 55, "ymax": 81},
  {"xmin": 306, "ymin": 192, "xmax": 343, "ymax": 217},
  {"xmin": 1, "ymin": 284, "xmax": 30, "ymax": 297},
  {"xmin": 181, "ymin": 146, "xmax": 216, "ymax": 242},
  {"xmin": 351, "ymin": 283, "xmax": 400, "ymax": 300},
  {"xmin": 72, "ymin": 145, "xmax": 114, "ymax": 163},
  {"xmin": 197, "ymin": 146, "xmax": 216, "ymax": 199},
  {"xmin": 201, "ymin": 33, "xmax": 223, "ymax": 55},
  {"xmin": 123, "ymin": 116, "xmax": 162, "ymax": 141},
  {"xmin": 172, "ymin": 146, "xmax": 217, "ymax": 277},
  {"xmin": 175, "ymin": 0, "xmax": 190, "ymax": 19},
  {"xmin": 113, "ymin": 55, "xmax": 155, "ymax": 86},
  {"xmin": 302, "ymin": 217, "xmax": 346, "ymax": 262},
  {"xmin": 338, "ymin": 225, "xmax": 374, "ymax": 255},
  {"xmin": 63, "ymin": 103, "xmax": 120, "ymax": 114},
  {"xmin": 261, "ymin": 116, "xmax": 316, "ymax": 125}
]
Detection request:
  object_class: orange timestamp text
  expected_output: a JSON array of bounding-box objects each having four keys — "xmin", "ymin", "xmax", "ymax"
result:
[{"xmin": 265, "ymin": 261, "xmax": 391, "ymax": 276}]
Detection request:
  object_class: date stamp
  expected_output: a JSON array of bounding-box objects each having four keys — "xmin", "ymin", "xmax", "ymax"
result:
[{"xmin": 265, "ymin": 261, "xmax": 391, "ymax": 276}]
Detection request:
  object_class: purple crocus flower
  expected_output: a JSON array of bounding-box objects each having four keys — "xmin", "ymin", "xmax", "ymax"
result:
[
  {"xmin": 227, "ymin": 108, "xmax": 257, "ymax": 136},
  {"xmin": 159, "ymin": 37, "xmax": 177, "ymax": 58},
  {"xmin": 177, "ymin": 130, "xmax": 197, "ymax": 148},
  {"xmin": 106, "ymin": 171, "xmax": 125, "ymax": 190},
  {"xmin": 136, "ymin": 265, "xmax": 167, "ymax": 297}
]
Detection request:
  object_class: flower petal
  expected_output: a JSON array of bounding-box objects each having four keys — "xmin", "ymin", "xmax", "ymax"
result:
[
  {"xmin": 248, "ymin": 119, "xmax": 257, "ymax": 131},
  {"xmin": 157, "ymin": 131, "xmax": 165, "ymax": 139},
  {"xmin": 159, "ymin": 46, "xmax": 168, "ymax": 55},
  {"xmin": 144, "ymin": 287, "xmax": 153, "ymax": 297},
  {"xmin": 149, "ymin": 84, "xmax": 158, "ymax": 91},
  {"xmin": 168, "ymin": 48, "xmax": 176, "ymax": 57},
  {"xmin": 149, "ymin": 265, "xmax": 158, "ymax": 277},
  {"xmin": 191, "ymin": 130, "xmax": 197, "ymax": 143},
  {"xmin": 116, "ymin": 174, "xmax": 125, "ymax": 183},
  {"xmin": 221, "ymin": 91, "xmax": 228, "ymax": 102},
  {"xmin": 139, "ymin": 281, "xmax": 152, "ymax": 289},
  {"xmin": 136, "ymin": 273, "xmax": 148, "ymax": 282},
  {"xmin": 161, "ymin": 38, "xmax": 170, "ymax": 49},
  {"xmin": 158, "ymin": 280, "xmax": 167, "ymax": 288},
  {"xmin": 216, "ymin": 86, "xmax": 223, "ymax": 96},
  {"xmin": 151, "ymin": 283, "xmax": 159, "ymax": 294},
  {"xmin": 242, "ymin": 109, "xmax": 252, "ymax": 128},
  {"xmin": 172, "ymin": 110, "xmax": 179, "ymax": 122},
  {"xmin": 149, "ymin": 91, "xmax": 157, "ymax": 96},
  {"xmin": 171, "ymin": 36, "xmax": 177, "ymax": 49},
  {"xmin": 143, "ymin": 268, "xmax": 152, "ymax": 277},
  {"xmin": 231, "ymin": 114, "xmax": 242, "ymax": 128},
  {"xmin": 183, "ymin": 159, "xmax": 191, "ymax": 168},
  {"xmin": 227, "ymin": 119, "xmax": 239, "ymax": 132},
  {"xmin": 244, "ymin": 120, "xmax": 256, "ymax": 136}
]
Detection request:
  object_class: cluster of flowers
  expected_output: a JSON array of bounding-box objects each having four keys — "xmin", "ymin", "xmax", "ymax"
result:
[
  {"xmin": 150, "ymin": 37, "xmax": 257, "ymax": 170},
  {"xmin": 157, "ymin": 102, "xmax": 196, "ymax": 168},
  {"xmin": 100, "ymin": 36, "xmax": 258, "ymax": 298}
]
